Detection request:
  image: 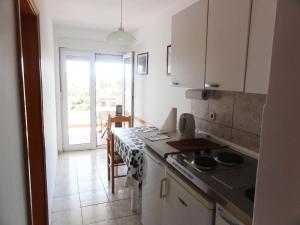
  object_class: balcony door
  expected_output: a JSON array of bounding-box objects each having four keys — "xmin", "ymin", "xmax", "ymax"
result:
[
  {"xmin": 123, "ymin": 52, "xmax": 134, "ymax": 123},
  {"xmin": 60, "ymin": 50, "xmax": 96, "ymax": 150}
]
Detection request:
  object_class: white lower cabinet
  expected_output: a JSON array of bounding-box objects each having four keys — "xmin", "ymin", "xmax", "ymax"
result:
[
  {"xmin": 142, "ymin": 152, "xmax": 166, "ymax": 225},
  {"xmin": 142, "ymin": 152, "xmax": 215, "ymax": 225},
  {"xmin": 162, "ymin": 170, "xmax": 215, "ymax": 225},
  {"xmin": 215, "ymin": 204, "xmax": 245, "ymax": 225}
]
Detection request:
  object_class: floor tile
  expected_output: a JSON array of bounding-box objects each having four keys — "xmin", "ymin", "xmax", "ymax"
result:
[
  {"xmin": 77, "ymin": 171, "xmax": 101, "ymax": 182},
  {"xmin": 105, "ymin": 188, "xmax": 131, "ymax": 202},
  {"xmin": 78, "ymin": 180, "xmax": 104, "ymax": 193},
  {"xmin": 55, "ymin": 173, "xmax": 78, "ymax": 185},
  {"xmin": 52, "ymin": 194, "xmax": 81, "ymax": 212},
  {"xmin": 51, "ymin": 208, "xmax": 82, "ymax": 225},
  {"xmin": 110, "ymin": 199, "xmax": 136, "ymax": 218},
  {"xmin": 56, "ymin": 165, "xmax": 77, "ymax": 174},
  {"xmin": 82, "ymin": 203, "xmax": 114, "ymax": 225},
  {"xmin": 116, "ymin": 215, "xmax": 142, "ymax": 225},
  {"xmin": 80, "ymin": 190, "xmax": 109, "ymax": 207},
  {"xmin": 89, "ymin": 219, "xmax": 117, "ymax": 225},
  {"xmin": 54, "ymin": 182, "xmax": 79, "ymax": 198}
]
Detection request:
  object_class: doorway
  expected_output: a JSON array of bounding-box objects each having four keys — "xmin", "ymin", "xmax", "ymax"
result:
[{"xmin": 60, "ymin": 49, "xmax": 134, "ymax": 151}]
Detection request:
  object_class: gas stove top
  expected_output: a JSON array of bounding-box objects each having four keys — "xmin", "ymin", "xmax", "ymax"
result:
[{"xmin": 166, "ymin": 147, "xmax": 257, "ymax": 190}]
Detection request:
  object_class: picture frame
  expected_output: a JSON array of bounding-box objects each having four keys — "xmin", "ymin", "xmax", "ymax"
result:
[
  {"xmin": 167, "ymin": 45, "xmax": 171, "ymax": 75},
  {"xmin": 137, "ymin": 52, "xmax": 149, "ymax": 75}
]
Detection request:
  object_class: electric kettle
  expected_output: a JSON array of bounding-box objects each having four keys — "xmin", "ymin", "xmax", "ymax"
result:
[{"xmin": 178, "ymin": 113, "xmax": 195, "ymax": 139}]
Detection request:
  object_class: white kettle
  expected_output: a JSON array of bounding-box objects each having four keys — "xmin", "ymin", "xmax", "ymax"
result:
[{"xmin": 178, "ymin": 113, "xmax": 195, "ymax": 139}]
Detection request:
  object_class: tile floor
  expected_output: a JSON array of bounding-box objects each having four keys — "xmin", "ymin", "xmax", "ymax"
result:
[{"xmin": 52, "ymin": 149, "xmax": 142, "ymax": 225}]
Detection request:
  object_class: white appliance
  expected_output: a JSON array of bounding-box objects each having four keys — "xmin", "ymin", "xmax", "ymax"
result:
[
  {"xmin": 215, "ymin": 204, "xmax": 245, "ymax": 225},
  {"xmin": 142, "ymin": 148, "xmax": 215, "ymax": 225},
  {"xmin": 163, "ymin": 169, "xmax": 215, "ymax": 225},
  {"xmin": 142, "ymin": 151, "xmax": 166, "ymax": 225}
]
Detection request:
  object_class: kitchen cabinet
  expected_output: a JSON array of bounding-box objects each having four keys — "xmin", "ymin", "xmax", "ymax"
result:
[
  {"xmin": 215, "ymin": 204, "xmax": 245, "ymax": 225},
  {"xmin": 245, "ymin": 0, "xmax": 277, "ymax": 94},
  {"xmin": 171, "ymin": 0, "xmax": 208, "ymax": 88},
  {"xmin": 142, "ymin": 152, "xmax": 166, "ymax": 225},
  {"xmin": 205, "ymin": 0, "xmax": 252, "ymax": 92},
  {"xmin": 162, "ymin": 170, "xmax": 215, "ymax": 225}
]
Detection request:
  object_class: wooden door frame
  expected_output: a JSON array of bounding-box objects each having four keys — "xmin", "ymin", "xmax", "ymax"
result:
[{"xmin": 15, "ymin": 0, "xmax": 49, "ymax": 224}]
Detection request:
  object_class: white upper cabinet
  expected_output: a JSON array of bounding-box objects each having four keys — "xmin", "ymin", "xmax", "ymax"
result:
[
  {"xmin": 205, "ymin": 0, "xmax": 252, "ymax": 92},
  {"xmin": 171, "ymin": 0, "xmax": 208, "ymax": 88},
  {"xmin": 245, "ymin": 0, "xmax": 277, "ymax": 94}
]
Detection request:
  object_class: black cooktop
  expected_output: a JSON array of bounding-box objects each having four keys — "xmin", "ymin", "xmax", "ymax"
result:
[{"xmin": 215, "ymin": 152, "xmax": 244, "ymax": 166}]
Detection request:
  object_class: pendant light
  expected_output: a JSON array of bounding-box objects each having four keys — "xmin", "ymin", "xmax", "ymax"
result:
[{"xmin": 106, "ymin": 0, "xmax": 136, "ymax": 45}]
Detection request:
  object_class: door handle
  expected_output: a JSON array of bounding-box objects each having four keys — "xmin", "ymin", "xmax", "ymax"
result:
[
  {"xmin": 178, "ymin": 197, "xmax": 188, "ymax": 207},
  {"xmin": 160, "ymin": 178, "xmax": 168, "ymax": 198},
  {"xmin": 205, "ymin": 83, "xmax": 220, "ymax": 88},
  {"xmin": 170, "ymin": 82, "xmax": 179, "ymax": 86}
]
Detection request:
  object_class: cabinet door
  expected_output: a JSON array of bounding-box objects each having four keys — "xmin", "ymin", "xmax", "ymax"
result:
[
  {"xmin": 245, "ymin": 0, "xmax": 277, "ymax": 94},
  {"xmin": 215, "ymin": 205, "xmax": 245, "ymax": 225},
  {"xmin": 205, "ymin": 0, "xmax": 252, "ymax": 91},
  {"xmin": 171, "ymin": 0, "xmax": 208, "ymax": 88},
  {"xmin": 163, "ymin": 171, "xmax": 214, "ymax": 225},
  {"xmin": 142, "ymin": 153, "xmax": 166, "ymax": 225}
]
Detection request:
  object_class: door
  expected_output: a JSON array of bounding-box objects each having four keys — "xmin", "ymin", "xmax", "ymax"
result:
[
  {"xmin": 95, "ymin": 54, "xmax": 123, "ymax": 145},
  {"xmin": 61, "ymin": 49, "xmax": 96, "ymax": 150},
  {"xmin": 123, "ymin": 52, "xmax": 134, "ymax": 123},
  {"xmin": 163, "ymin": 170, "xmax": 215, "ymax": 225},
  {"xmin": 171, "ymin": 0, "xmax": 208, "ymax": 88},
  {"xmin": 142, "ymin": 151, "xmax": 166, "ymax": 225},
  {"xmin": 205, "ymin": 0, "xmax": 252, "ymax": 91}
]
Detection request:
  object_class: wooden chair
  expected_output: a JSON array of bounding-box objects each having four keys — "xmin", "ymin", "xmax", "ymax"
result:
[{"xmin": 106, "ymin": 115, "xmax": 132, "ymax": 193}]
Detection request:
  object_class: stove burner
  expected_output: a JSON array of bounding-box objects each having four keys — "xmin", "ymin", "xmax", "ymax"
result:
[
  {"xmin": 215, "ymin": 152, "xmax": 244, "ymax": 166},
  {"xmin": 192, "ymin": 156, "xmax": 218, "ymax": 171}
]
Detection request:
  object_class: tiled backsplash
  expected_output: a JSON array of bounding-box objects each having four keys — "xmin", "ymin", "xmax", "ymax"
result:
[{"xmin": 186, "ymin": 90, "xmax": 266, "ymax": 153}]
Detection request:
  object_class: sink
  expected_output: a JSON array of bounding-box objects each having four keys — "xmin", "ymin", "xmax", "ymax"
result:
[{"xmin": 245, "ymin": 187, "xmax": 255, "ymax": 202}]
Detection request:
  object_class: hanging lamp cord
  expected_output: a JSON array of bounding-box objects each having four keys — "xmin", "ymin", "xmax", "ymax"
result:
[{"xmin": 120, "ymin": 0, "xmax": 123, "ymax": 28}]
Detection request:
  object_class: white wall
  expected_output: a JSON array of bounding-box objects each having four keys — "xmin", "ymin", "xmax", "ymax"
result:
[
  {"xmin": 0, "ymin": 0, "xmax": 28, "ymax": 224},
  {"xmin": 35, "ymin": 0, "xmax": 59, "ymax": 218},
  {"xmin": 53, "ymin": 25, "xmax": 128, "ymax": 150},
  {"xmin": 253, "ymin": 0, "xmax": 300, "ymax": 224},
  {"xmin": 131, "ymin": 13, "xmax": 191, "ymax": 127}
]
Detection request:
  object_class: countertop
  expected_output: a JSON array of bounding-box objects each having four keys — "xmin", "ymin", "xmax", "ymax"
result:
[{"xmin": 137, "ymin": 131, "xmax": 257, "ymax": 225}]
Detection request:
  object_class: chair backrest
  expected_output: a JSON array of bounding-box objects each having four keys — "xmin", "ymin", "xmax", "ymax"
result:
[{"xmin": 107, "ymin": 115, "xmax": 132, "ymax": 135}]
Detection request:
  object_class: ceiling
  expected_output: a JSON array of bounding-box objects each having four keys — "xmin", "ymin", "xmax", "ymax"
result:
[{"xmin": 47, "ymin": 0, "xmax": 197, "ymax": 32}]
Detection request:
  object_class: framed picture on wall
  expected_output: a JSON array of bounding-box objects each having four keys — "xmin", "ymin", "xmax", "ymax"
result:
[
  {"xmin": 167, "ymin": 45, "xmax": 171, "ymax": 75},
  {"xmin": 137, "ymin": 52, "xmax": 148, "ymax": 75}
]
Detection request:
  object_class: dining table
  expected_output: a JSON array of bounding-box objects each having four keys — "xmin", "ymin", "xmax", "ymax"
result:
[{"xmin": 112, "ymin": 126, "xmax": 160, "ymax": 211}]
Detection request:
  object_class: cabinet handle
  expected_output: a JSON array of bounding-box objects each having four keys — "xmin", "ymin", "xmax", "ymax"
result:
[
  {"xmin": 178, "ymin": 197, "xmax": 188, "ymax": 207},
  {"xmin": 205, "ymin": 83, "xmax": 220, "ymax": 88},
  {"xmin": 160, "ymin": 178, "xmax": 168, "ymax": 198},
  {"xmin": 170, "ymin": 82, "xmax": 179, "ymax": 86}
]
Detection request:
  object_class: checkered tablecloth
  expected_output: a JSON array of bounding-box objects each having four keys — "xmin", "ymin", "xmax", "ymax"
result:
[{"xmin": 113, "ymin": 126, "xmax": 159, "ymax": 183}]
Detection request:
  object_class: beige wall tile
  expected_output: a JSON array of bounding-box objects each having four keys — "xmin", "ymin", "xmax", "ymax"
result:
[
  {"xmin": 209, "ymin": 91, "xmax": 235, "ymax": 126},
  {"xmin": 231, "ymin": 129, "xmax": 260, "ymax": 152},
  {"xmin": 233, "ymin": 93, "xmax": 266, "ymax": 135},
  {"xmin": 191, "ymin": 99, "xmax": 209, "ymax": 120},
  {"xmin": 206, "ymin": 122, "xmax": 232, "ymax": 141}
]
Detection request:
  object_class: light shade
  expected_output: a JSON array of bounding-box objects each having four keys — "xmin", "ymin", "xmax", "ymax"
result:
[{"xmin": 106, "ymin": 27, "xmax": 136, "ymax": 45}]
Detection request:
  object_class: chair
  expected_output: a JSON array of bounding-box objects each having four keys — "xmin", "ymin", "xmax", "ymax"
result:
[{"xmin": 106, "ymin": 115, "xmax": 132, "ymax": 193}]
